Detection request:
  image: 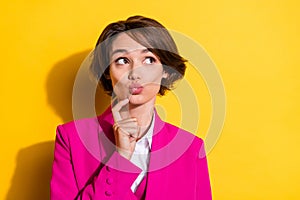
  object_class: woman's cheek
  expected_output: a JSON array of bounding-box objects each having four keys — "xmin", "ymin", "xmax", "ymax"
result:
[
  {"xmin": 149, "ymin": 66, "xmax": 164, "ymax": 83},
  {"xmin": 144, "ymin": 72, "xmax": 164, "ymax": 85},
  {"xmin": 112, "ymin": 78, "xmax": 129, "ymax": 99}
]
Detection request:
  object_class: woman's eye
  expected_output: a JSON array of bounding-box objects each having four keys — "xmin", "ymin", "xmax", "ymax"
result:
[
  {"xmin": 144, "ymin": 57, "xmax": 156, "ymax": 64},
  {"xmin": 115, "ymin": 58, "xmax": 128, "ymax": 65}
]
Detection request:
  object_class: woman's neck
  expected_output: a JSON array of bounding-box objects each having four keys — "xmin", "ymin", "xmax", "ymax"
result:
[
  {"xmin": 129, "ymin": 99, "xmax": 154, "ymax": 125},
  {"xmin": 119, "ymin": 97, "xmax": 155, "ymax": 138}
]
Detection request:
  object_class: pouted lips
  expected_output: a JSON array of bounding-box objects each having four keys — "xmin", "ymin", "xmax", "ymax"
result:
[{"xmin": 129, "ymin": 83, "xmax": 143, "ymax": 95}]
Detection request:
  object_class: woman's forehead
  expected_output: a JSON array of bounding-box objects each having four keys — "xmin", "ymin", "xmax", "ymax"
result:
[{"xmin": 111, "ymin": 33, "xmax": 147, "ymax": 53}]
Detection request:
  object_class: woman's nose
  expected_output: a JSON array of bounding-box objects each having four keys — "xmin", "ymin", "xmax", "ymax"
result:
[
  {"xmin": 128, "ymin": 61, "xmax": 142, "ymax": 80},
  {"xmin": 128, "ymin": 69, "xmax": 140, "ymax": 80}
]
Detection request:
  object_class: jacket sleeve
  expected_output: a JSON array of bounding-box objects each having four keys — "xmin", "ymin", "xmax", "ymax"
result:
[
  {"xmin": 196, "ymin": 140, "xmax": 212, "ymax": 200},
  {"xmin": 50, "ymin": 125, "xmax": 141, "ymax": 200}
]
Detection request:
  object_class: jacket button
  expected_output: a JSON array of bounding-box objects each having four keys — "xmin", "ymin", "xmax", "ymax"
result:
[
  {"xmin": 106, "ymin": 178, "xmax": 113, "ymax": 185},
  {"xmin": 105, "ymin": 190, "xmax": 112, "ymax": 196}
]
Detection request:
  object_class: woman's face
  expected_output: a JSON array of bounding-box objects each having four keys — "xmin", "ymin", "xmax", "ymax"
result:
[{"xmin": 109, "ymin": 33, "xmax": 167, "ymax": 105}]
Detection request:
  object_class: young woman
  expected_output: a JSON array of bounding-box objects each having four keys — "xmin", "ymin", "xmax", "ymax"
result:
[{"xmin": 51, "ymin": 15, "xmax": 212, "ymax": 200}]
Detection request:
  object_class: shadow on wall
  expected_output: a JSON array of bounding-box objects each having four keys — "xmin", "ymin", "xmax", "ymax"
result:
[
  {"xmin": 6, "ymin": 141, "xmax": 54, "ymax": 200},
  {"xmin": 46, "ymin": 49, "xmax": 110, "ymax": 123},
  {"xmin": 6, "ymin": 50, "xmax": 111, "ymax": 199}
]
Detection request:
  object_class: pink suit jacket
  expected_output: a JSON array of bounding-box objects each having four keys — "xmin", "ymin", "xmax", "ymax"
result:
[{"xmin": 50, "ymin": 107, "xmax": 212, "ymax": 199}]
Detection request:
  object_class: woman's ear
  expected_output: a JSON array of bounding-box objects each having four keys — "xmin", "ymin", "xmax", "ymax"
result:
[{"xmin": 162, "ymin": 71, "xmax": 169, "ymax": 79}]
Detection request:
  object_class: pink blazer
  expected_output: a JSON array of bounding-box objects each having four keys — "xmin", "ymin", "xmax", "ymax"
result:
[{"xmin": 50, "ymin": 107, "xmax": 212, "ymax": 199}]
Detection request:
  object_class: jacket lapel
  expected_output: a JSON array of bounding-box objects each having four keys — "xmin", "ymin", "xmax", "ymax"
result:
[{"xmin": 145, "ymin": 111, "xmax": 169, "ymax": 199}]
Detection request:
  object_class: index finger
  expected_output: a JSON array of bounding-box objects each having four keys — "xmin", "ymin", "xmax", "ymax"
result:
[{"xmin": 112, "ymin": 98, "xmax": 129, "ymax": 121}]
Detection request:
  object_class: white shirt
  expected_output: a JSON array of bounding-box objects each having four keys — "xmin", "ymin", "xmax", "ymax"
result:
[{"xmin": 130, "ymin": 114, "xmax": 154, "ymax": 192}]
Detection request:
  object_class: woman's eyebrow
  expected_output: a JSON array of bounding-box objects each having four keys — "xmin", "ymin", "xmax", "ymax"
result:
[
  {"xmin": 141, "ymin": 49, "xmax": 150, "ymax": 54},
  {"xmin": 111, "ymin": 49, "xmax": 128, "ymax": 56},
  {"xmin": 111, "ymin": 48, "xmax": 151, "ymax": 57}
]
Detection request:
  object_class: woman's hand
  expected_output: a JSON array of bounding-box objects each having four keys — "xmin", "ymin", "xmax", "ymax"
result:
[{"xmin": 112, "ymin": 98, "xmax": 139, "ymax": 160}]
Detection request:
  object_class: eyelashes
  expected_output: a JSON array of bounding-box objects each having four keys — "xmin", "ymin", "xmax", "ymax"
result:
[
  {"xmin": 114, "ymin": 56, "xmax": 158, "ymax": 65},
  {"xmin": 115, "ymin": 57, "xmax": 129, "ymax": 65},
  {"xmin": 144, "ymin": 57, "xmax": 156, "ymax": 64}
]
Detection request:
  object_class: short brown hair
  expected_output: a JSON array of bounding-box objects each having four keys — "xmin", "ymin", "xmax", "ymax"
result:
[{"xmin": 90, "ymin": 15, "xmax": 187, "ymax": 96}]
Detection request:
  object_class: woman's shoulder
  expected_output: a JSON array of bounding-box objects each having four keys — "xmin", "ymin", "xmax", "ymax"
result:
[
  {"xmin": 57, "ymin": 116, "xmax": 100, "ymax": 133},
  {"xmin": 163, "ymin": 121, "xmax": 204, "ymax": 142},
  {"xmin": 55, "ymin": 116, "xmax": 103, "ymax": 146},
  {"xmin": 157, "ymin": 120, "xmax": 205, "ymax": 155},
  {"xmin": 57, "ymin": 107, "xmax": 113, "ymax": 136}
]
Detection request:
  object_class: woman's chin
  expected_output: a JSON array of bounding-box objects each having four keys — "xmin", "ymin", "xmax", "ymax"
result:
[
  {"xmin": 128, "ymin": 95, "xmax": 156, "ymax": 107},
  {"xmin": 128, "ymin": 96, "xmax": 144, "ymax": 105}
]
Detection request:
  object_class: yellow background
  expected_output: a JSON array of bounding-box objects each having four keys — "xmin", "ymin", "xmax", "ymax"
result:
[{"xmin": 1, "ymin": 0, "xmax": 299, "ymax": 199}]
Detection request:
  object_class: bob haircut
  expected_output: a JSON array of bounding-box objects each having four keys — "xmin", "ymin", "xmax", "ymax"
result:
[{"xmin": 90, "ymin": 15, "xmax": 187, "ymax": 96}]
